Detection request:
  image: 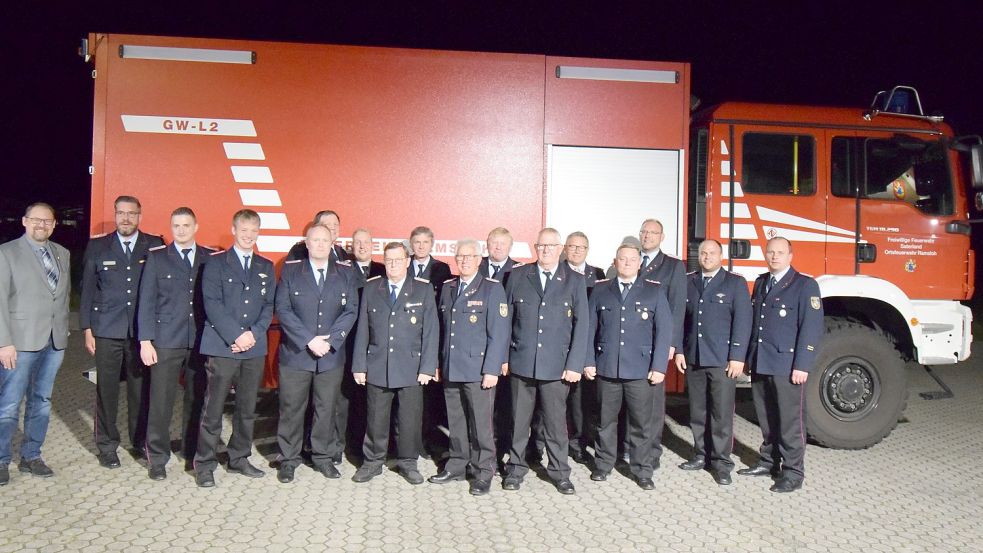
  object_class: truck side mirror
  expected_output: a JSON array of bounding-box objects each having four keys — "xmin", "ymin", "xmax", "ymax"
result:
[{"xmin": 971, "ymin": 143, "xmax": 983, "ymax": 189}]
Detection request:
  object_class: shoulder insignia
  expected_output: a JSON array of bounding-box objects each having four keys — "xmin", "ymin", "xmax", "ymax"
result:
[
  {"xmin": 810, "ymin": 296, "xmax": 821, "ymax": 310},
  {"xmin": 210, "ymin": 250, "xmax": 226, "ymax": 256},
  {"xmin": 414, "ymin": 277, "xmax": 431, "ymax": 283},
  {"xmin": 596, "ymin": 278, "xmax": 610, "ymax": 283},
  {"xmin": 486, "ymin": 277, "xmax": 499, "ymax": 283},
  {"xmin": 149, "ymin": 245, "xmax": 166, "ymax": 251},
  {"xmin": 444, "ymin": 277, "xmax": 456, "ymax": 283},
  {"xmin": 284, "ymin": 259, "xmax": 302, "ymax": 264},
  {"xmin": 366, "ymin": 275, "xmax": 382, "ymax": 282}
]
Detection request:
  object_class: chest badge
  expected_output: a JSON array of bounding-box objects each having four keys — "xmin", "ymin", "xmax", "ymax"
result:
[
  {"xmin": 567, "ymin": 308, "xmax": 572, "ymax": 318},
  {"xmin": 779, "ymin": 309, "xmax": 787, "ymax": 317},
  {"xmin": 410, "ymin": 315, "xmax": 418, "ymax": 325},
  {"xmin": 500, "ymin": 303, "xmax": 508, "ymax": 318},
  {"xmin": 341, "ymin": 297, "xmax": 347, "ymax": 306},
  {"xmin": 469, "ymin": 314, "xmax": 478, "ymax": 324},
  {"xmin": 641, "ymin": 311, "xmax": 649, "ymax": 320}
]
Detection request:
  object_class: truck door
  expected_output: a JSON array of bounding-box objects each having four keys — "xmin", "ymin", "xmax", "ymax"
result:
[
  {"xmin": 825, "ymin": 132, "xmax": 965, "ymax": 299},
  {"xmin": 726, "ymin": 126, "xmax": 827, "ymax": 280}
]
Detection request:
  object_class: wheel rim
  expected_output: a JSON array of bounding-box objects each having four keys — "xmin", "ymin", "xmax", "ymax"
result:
[{"xmin": 819, "ymin": 357, "xmax": 881, "ymax": 422}]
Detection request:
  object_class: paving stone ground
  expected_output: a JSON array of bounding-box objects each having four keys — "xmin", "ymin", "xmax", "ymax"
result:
[{"xmin": 1, "ymin": 330, "xmax": 982, "ymax": 552}]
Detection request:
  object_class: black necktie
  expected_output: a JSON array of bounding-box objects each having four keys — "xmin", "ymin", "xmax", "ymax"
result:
[
  {"xmin": 389, "ymin": 284, "xmax": 398, "ymax": 305},
  {"xmin": 702, "ymin": 275, "xmax": 711, "ymax": 290},
  {"xmin": 182, "ymin": 248, "xmax": 192, "ymax": 268},
  {"xmin": 459, "ymin": 280, "xmax": 467, "ymax": 297},
  {"xmin": 621, "ymin": 281, "xmax": 631, "ymax": 299},
  {"xmin": 243, "ymin": 255, "xmax": 251, "ymax": 275},
  {"xmin": 543, "ymin": 270, "xmax": 552, "ymax": 292},
  {"xmin": 416, "ymin": 264, "xmax": 425, "ymax": 277},
  {"xmin": 765, "ymin": 276, "xmax": 777, "ymax": 295},
  {"xmin": 491, "ymin": 264, "xmax": 501, "ymax": 278},
  {"xmin": 123, "ymin": 240, "xmax": 133, "ymax": 260},
  {"xmin": 317, "ymin": 268, "xmax": 325, "ymax": 291}
]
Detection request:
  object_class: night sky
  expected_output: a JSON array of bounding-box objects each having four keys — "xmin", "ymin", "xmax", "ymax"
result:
[{"xmin": 7, "ymin": 3, "xmax": 983, "ymax": 210}]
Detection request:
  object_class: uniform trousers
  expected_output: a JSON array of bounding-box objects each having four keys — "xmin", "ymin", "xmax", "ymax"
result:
[
  {"xmin": 362, "ymin": 383, "xmax": 422, "ymax": 471},
  {"xmin": 145, "ymin": 347, "xmax": 206, "ymax": 467},
  {"xmin": 194, "ymin": 356, "xmax": 264, "ymax": 473},
  {"xmin": 685, "ymin": 365, "xmax": 737, "ymax": 470},
  {"xmin": 278, "ymin": 366, "xmax": 343, "ymax": 469},
  {"xmin": 93, "ymin": 336, "xmax": 149, "ymax": 454},
  {"xmin": 751, "ymin": 372, "xmax": 806, "ymax": 480},
  {"xmin": 595, "ymin": 377, "xmax": 654, "ymax": 479},
  {"xmin": 443, "ymin": 381, "xmax": 496, "ymax": 481},
  {"xmin": 566, "ymin": 377, "xmax": 597, "ymax": 454},
  {"xmin": 507, "ymin": 375, "xmax": 571, "ymax": 481}
]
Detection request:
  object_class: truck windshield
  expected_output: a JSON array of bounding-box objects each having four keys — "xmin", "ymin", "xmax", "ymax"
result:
[{"xmin": 831, "ymin": 136, "xmax": 953, "ymax": 215}]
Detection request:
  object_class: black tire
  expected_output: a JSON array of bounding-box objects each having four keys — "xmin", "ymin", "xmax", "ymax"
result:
[{"xmin": 804, "ymin": 319, "xmax": 908, "ymax": 449}]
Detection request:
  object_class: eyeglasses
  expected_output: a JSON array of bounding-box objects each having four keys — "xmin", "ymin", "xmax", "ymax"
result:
[
  {"xmin": 565, "ymin": 245, "xmax": 587, "ymax": 252},
  {"xmin": 115, "ymin": 210, "xmax": 141, "ymax": 218},
  {"xmin": 535, "ymin": 243, "xmax": 561, "ymax": 251},
  {"xmin": 639, "ymin": 230, "xmax": 662, "ymax": 236},
  {"xmin": 454, "ymin": 254, "xmax": 481, "ymax": 261},
  {"xmin": 26, "ymin": 217, "xmax": 55, "ymax": 227},
  {"xmin": 384, "ymin": 257, "xmax": 408, "ymax": 266}
]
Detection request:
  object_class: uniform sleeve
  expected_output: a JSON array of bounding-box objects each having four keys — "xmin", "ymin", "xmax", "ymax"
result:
[
  {"xmin": 584, "ymin": 290, "xmax": 599, "ymax": 368},
  {"xmin": 252, "ymin": 262, "xmax": 276, "ymax": 335},
  {"xmin": 352, "ymin": 289, "xmax": 370, "ymax": 373},
  {"xmin": 650, "ymin": 286, "xmax": 673, "ymax": 373},
  {"xmin": 0, "ymin": 249, "xmax": 13, "ymax": 347},
  {"xmin": 419, "ymin": 288, "xmax": 439, "ymax": 376},
  {"xmin": 202, "ymin": 260, "xmax": 240, "ymax": 345},
  {"xmin": 728, "ymin": 276, "xmax": 753, "ymax": 362},
  {"xmin": 136, "ymin": 252, "xmax": 160, "ymax": 342},
  {"xmin": 482, "ymin": 283, "xmax": 510, "ymax": 375},
  {"xmin": 327, "ymin": 271, "xmax": 359, "ymax": 351},
  {"xmin": 79, "ymin": 240, "xmax": 99, "ymax": 330},
  {"xmin": 274, "ymin": 268, "xmax": 314, "ymax": 348},
  {"xmin": 667, "ymin": 260, "xmax": 687, "ymax": 351},
  {"xmin": 564, "ymin": 276, "xmax": 590, "ymax": 373},
  {"xmin": 793, "ymin": 278, "xmax": 824, "ymax": 372}
]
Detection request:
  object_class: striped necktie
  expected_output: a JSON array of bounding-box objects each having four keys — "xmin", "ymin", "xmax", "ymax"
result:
[{"xmin": 40, "ymin": 248, "xmax": 58, "ymax": 292}]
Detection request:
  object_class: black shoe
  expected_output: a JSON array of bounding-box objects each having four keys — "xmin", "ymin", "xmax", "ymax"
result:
[
  {"xmin": 18, "ymin": 458, "xmax": 54, "ymax": 478},
  {"xmin": 502, "ymin": 476, "xmax": 522, "ymax": 491},
  {"xmin": 331, "ymin": 454, "xmax": 344, "ymax": 466},
  {"xmin": 712, "ymin": 471, "xmax": 732, "ymax": 486},
  {"xmin": 678, "ymin": 458, "xmax": 706, "ymax": 471},
  {"xmin": 399, "ymin": 467, "xmax": 424, "ymax": 485},
  {"xmin": 315, "ymin": 463, "xmax": 341, "ymax": 479},
  {"xmin": 148, "ymin": 465, "xmax": 167, "ymax": 481},
  {"xmin": 196, "ymin": 471, "xmax": 215, "ymax": 488},
  {"xmin": 277, "ymin": 465, "xmax": 295, "ymax": 483},
  {"xmin": 469, "ymin": 479, "xmax": 490, "ymax": 496},
  {"xmin": 636, "ymin": 477, "xmax": 655, "ymax": 490},
  {"xmin": 737, "ymin": 464, "xmax": 775, "ymax": 477},
  {"xmin": 553, "ymin": 479, "xmax": 576, "ymax": 495},
  {"xmin": 98, "ymin": 452, "xmax": 121, "ymax": 469},
  {"xmin": 570, "ymin": 450, "xmax": 591, "ymax": 465},
  {"xmin": 352, "ymin": 464, "xmax": 383, "ymax": 483},
  {"xmin": 770, "ymin": 477, "xmax": 803, "ymax": 493},
  {"xmin": 590, "ymin": 470, "xmax": 609, "ymax": 482},
  {"xmin": 227, "ymin": 461, "xmax": 265, "ymax": 478},
  {"xmin": 0, "ymin": 465, "xmax": 8, "ymax": 486},
  {"xmin": 428, "ymin": 470, "xmax": 466, "ymax": 484}
]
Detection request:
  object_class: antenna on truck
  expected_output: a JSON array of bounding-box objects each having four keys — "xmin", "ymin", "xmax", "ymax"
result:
[{"xmin": 864, "ymin": 86, "xmax": 944, "ymax": 123}]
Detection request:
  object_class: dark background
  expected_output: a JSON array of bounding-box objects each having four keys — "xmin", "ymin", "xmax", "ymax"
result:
[{"xmin": 5, "ymin": 2, "xmax": 983, "ymax": 298}]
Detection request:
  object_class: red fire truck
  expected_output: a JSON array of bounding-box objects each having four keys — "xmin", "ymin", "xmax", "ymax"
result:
[{"xmin": 82, "ymin": 32, "xmax": 982, "ymax": 449}]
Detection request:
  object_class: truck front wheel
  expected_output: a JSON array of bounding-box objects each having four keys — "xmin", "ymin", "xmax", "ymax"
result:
[{"xmin": 804, "ymin": 319, "xmax": 907, "ymax": 449}]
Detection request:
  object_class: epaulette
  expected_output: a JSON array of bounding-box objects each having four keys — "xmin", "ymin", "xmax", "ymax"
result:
[
  {"xmin": 366, "ymin": 275, "xmax": 382, "ymax": 282},
  {"xmin": 596, "ymin": 278, "xmax": 610, "ymax": 283},
  {"xmin": 415, "ymin": 277, "xmax": 431, "ymax": 283},
  {"xmin": 443, "ymin": 277, "xmax": 456, "ymax": 284},
  {"xmin": 149, "ymin": 245, "xmax": 166, "ymax": 251},
  {"xmin": 284, "ymin": 259, "xmax": 302, "ymax": 264},
  {"xmin": 92, "ymin": 232, "xmax": 109, "ymax": 239},
  {"xmin": 512, "ymin": 261, "xmax": 525, "ymax": 267},
  {"xmin": 486, "ymin": 277, "xmax": 499, "ymax": 283},
  {"xmin": 337, "ymin": 260, "xmax": 352, "ymax": 266},
  {"xmin": 210, "ymin": 250, "xmax": 226, "ymax": 256},
  {"xmin": 686, "ymin": 270, "xmax": 698, "ymax": 276},
  {"xmin": 645, "ymin": 279, "xmax": 661, "ymax": 284}
]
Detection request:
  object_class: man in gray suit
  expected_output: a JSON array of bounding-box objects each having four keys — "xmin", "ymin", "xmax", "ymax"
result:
[{"xmin": 0, "ymin": 202, "xmax": 71, "ymax": 485}]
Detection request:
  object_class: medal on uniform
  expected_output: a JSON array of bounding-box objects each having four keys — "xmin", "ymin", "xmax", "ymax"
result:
[
  {"xmin": 641, "ymin": 311, "xmax": 649, "ymax": 320},
  {"xmin": 469, "ymin": 314, "xmax": 478, "ymax": 323},
  {"xmin": 567, "ymin": 308, "xmax": 572, "ymax": 317},
  {"xmin": 410, "ymin": 315, "xmax": 417, "ymax": 324},
  {"xmin": 261, "ymin": 288, "xmax": 266, "ymax": 296},
  {"xmin": 779, "ymin": 309, "xmax": 787, "ymax": 317}
]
